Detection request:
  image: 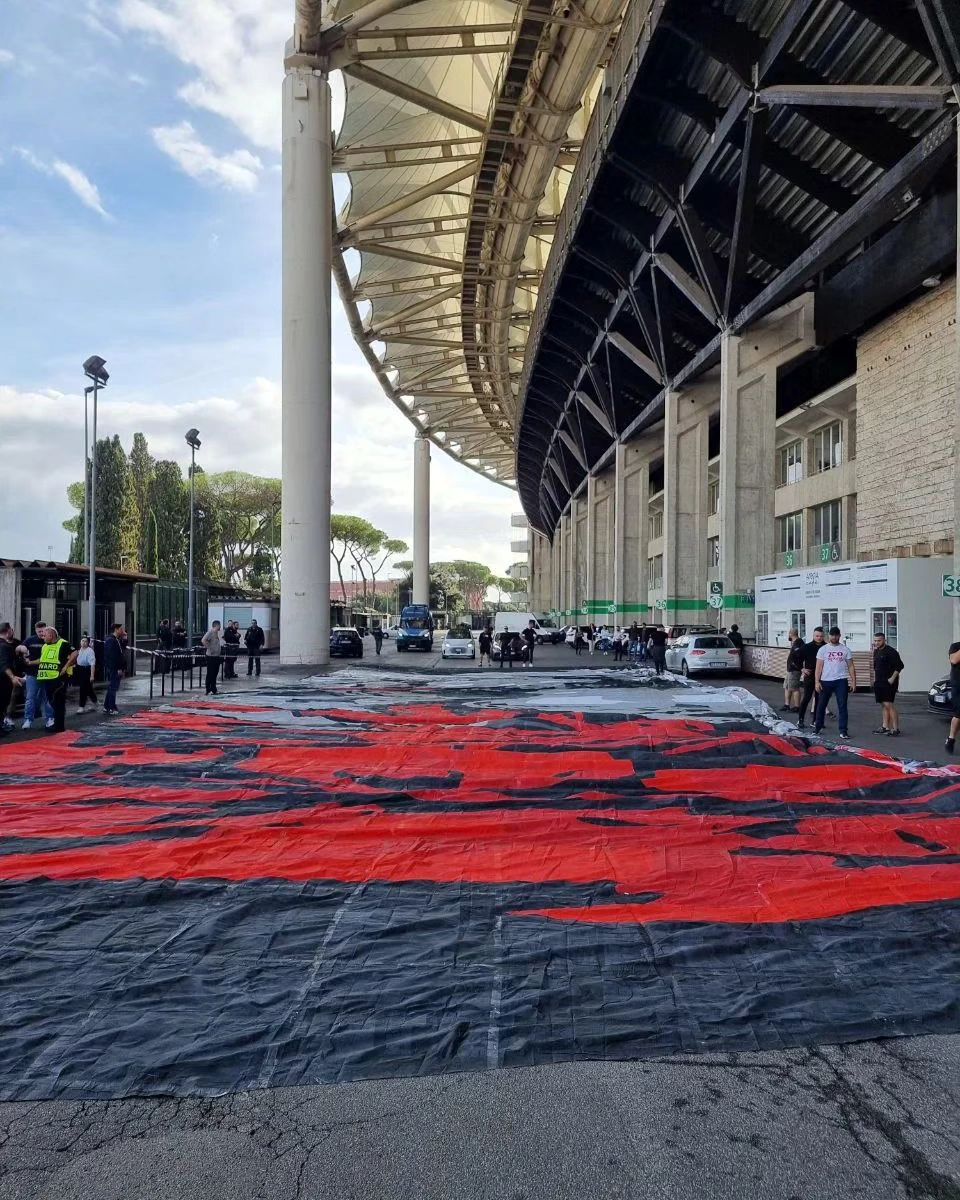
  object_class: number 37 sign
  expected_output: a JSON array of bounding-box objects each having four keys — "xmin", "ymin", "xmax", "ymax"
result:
[{"xmin": 942, "ymin": 575, "xmax": 960, "ymax": 598}]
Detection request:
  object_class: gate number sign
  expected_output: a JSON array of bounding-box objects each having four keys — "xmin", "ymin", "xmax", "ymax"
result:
[{"xmin": 943, "ymin": 575, "xmax": 960, "ymax": 598}]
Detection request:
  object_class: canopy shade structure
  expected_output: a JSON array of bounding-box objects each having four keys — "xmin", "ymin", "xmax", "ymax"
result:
[{"xmin": 292, "ymin": 0, "xmax": 625, "ymax": 488}]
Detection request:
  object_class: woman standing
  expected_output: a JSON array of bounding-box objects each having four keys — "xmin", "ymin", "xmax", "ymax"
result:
[{"xmin": 74, "ymin": 637, "xmax": 98, "ymax": 714}]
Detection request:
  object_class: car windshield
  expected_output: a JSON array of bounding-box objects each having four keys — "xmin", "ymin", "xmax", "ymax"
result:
[
  {"xmin": 693, "ymin": 636, "xmax": 732, "ymax": 649},
  {"xmin": 446, "ymin": 627, "xmax": 472, "ymax": 639},
  {"xmin": 404, "ymin": 618, "xmax": 429, "ymax": 630}
]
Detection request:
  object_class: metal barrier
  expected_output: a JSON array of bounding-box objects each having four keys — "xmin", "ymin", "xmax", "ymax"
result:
[{"xmin": 144, "ymin": 647, "xmax": 267, "ymax": 699}]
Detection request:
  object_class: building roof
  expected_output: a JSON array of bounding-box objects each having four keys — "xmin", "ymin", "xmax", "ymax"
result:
[
  {"xmin": 294, "ymin": 0, "xmax": 626, "ymax": 487},
  {"xmin": 0, "ymin": 558, "xmax": 160, "ymax": 583}
]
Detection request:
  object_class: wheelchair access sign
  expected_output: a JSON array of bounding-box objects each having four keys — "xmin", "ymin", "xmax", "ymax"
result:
[{"xmin": 708, "ymin": 581, "xmax": 724, "ymax": 610}]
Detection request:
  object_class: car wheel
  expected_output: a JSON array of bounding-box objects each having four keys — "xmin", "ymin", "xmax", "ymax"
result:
[{"xmin": 681, "ymin": 660, "xmax": 689, "ymax": 677}]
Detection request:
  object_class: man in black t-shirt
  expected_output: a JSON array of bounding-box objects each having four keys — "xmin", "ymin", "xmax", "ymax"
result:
[
  {"xmin": 945, "ymin": 641, "xmax": 960, "ymax": 754},
  {"xmin": 796, "ymin": 627, "xmax": 826, "ymax": 729},
  {"xmin": 0, "ymin": 622, "xmax": 24, "ymax": 733},
  {"xmin": 648, "ymin": 626, "xmax": 668, "ymax": 676},
  {"xmin": 872, "ymin": 634, "xmax": 904, "ymax": 736}
]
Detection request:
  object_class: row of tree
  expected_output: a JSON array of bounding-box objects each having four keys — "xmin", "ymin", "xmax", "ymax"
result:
[
  {"xmin": 64, "ymin": 436, "xmax": 507, "ymax": 607},
  {"xmin": 64, "ymin": 433, "xmax": 283, "ymax": 588}
]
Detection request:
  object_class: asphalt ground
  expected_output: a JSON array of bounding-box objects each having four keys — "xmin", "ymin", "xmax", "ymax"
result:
[
  {"xmin": 2, "ymin": 654, "xmax": 959, "ymax": 1199},
  {"xmin": 350, "ymin": 636, "xmax": 956, "ymax": 766},
  {"xmin": 3, "ymin": 1037, "xmax": 959, "ymax": 1200}
]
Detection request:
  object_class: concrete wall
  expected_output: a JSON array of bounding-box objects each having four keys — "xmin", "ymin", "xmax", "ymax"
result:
[
  {"xmin": 0, "ymin": 568, "xmax": 21, "ymax": 634},
  {"xmin": 856, "ymin": 280, "xmax": 957, "ymax": 557}
]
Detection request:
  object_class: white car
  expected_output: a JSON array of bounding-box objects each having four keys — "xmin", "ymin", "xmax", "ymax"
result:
[
  {"xmin": 665, "ymin": 634, "xmax": 741, "ymax": 676},
  {"xmin": 441, "ymin": 626, "xmax": 476, "ymax": 660}
]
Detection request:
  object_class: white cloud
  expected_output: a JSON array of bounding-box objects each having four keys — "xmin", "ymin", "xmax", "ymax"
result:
[
  {"xmin": 151, "ymin": 121, "xmax": 263, "ymax": 191},
  {"xmin": 151, "ymin": 121, "xmax": 262, "ymax": 192},
  {"xmin": 0, "ymin": 374, "xmax": 519, "ymax": 575},
  {"xmin": 15, "ymin": 147, "xmax": 113, "ymax": 220},
  {"xmin": 0, "ymin": 49, "xmax": 14, "ymax": 67},
  {"xmin": 112, "ymin": 0, "xmax": 289, "ymax": 151}
]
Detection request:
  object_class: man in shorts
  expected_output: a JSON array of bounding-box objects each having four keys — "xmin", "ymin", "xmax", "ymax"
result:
[
  {"xmin": 944, "ymin": 639, "xmax": 960, "ymax": 754},
  {"xmin": 783, "ymin": 628, "xmax": 804, "ymax": 712},
  {"xmin": 871, "ymin": 632, "xmax": 904, "ymax": 737}
]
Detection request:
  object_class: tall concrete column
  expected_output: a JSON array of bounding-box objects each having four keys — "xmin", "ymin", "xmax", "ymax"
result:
[
  {"xmin": 413, "ymin": 435, "xmax": 431, "ymax": 606},
  {"xmin": 954, "ymin": 115, "xmax": 960, "ymax": 640},
  {"xmin": 585, "ymin": 475, "xmax": 597, "ymax": 618},
  {"xmin": 281, "ymin": 62, "xmax": 332, "ymax": 666},
  {"xmin": 718, "ymin": 294, "xmax": 816, "ymax": 633},
  {"xmin": 622, "ymin": 440, "xmax": 653, "ymax": 624},
  {"xmin": 612, "ymin": 443, "xmax": 626, "ymax": 622},
  {"xmin": 567, "ymin": 497, "xmax": 579, "ymax": 615},
  {"xmin": 663, "ymin": 387, "xmax": 714, "ymax": 627}
]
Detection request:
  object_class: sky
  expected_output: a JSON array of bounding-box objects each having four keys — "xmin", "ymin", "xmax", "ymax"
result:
[{"xmin": 0, "ymin": 0, "xmax": 519, "ymax": 575}]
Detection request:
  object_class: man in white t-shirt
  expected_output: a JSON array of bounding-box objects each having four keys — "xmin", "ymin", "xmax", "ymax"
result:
[{"xmin": 814, "ymin": 626, "xmax": 858, "ymax": 740}]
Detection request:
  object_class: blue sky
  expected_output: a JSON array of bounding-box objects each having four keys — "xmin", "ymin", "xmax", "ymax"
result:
[{"xmin": 0, "ymin": 0, "xmax": 517, "ymax": 569}]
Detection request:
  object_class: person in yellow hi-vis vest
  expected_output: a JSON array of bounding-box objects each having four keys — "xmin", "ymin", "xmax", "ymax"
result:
[{"xmin": 27, "ymin": 626, "xmax": 78, "ymax": 733}]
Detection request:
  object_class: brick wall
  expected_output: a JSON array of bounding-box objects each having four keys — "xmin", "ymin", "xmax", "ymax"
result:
[{"xmin": 856, "ymin": 281, "xmax": 956, "ymax": 557}]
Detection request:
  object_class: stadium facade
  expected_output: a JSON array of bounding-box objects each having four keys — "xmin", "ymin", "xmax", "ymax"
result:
[{"xmin": 282, "ymin": 1, "xmax": 960, "ymax": 678}]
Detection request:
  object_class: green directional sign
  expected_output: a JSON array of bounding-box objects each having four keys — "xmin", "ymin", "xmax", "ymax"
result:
[
  {"xmin": 942, "ymin": 575, "xmax": 960, "ymax": 598},
  {"xmin": 708, "ymin": 580, "xmax": 724, "ymax": 610}
]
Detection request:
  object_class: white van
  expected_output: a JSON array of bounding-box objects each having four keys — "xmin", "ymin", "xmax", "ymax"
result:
[{"xmin": 493, "ymin": 612, "xmax": 544, "ymax": 641}]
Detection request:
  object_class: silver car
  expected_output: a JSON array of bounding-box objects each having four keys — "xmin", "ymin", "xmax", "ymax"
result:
[{"xmin": 664, "ymin": 634, "xmax": 741, "ymax": 676}]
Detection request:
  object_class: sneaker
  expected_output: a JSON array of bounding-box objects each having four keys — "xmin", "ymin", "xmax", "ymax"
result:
[
  {"xmin": 1, "ymin": 717, "xmax": 13, "ymax": 729},
  {"xmin": 838, "ymin": 733, "xmax": 851, "ymax": 741},
  {"xmin": 106, "ymin": 708, "xmax": 120, "ymax": 717},
  {"xmin": 796, "ymin": 720, "xmax": 806, "ymax": 730},
  {"xmin": 44, "ymin": 719, "xmax": 55, "ymax": 729},
  {"xmin": 779, "ymin": 705, "xmax": 791, "ymax": 712},
  {"xmin": 77, "ymin": 707, "xmax": 86, "ymax": 715},
  {"xmin": 887, "ymin": 730, "xmax": 901, "ymax": 738},
  {"xmin": 945, "ymin": 737, "xmax": 955, "ymax": 755},
  {"xmin": 21, "ymin": 719, "xmax": 31, "ymax": 730},
  {"xmin": 814, "ymin": 727, "xmax": 823, "ymax": 736},
  {"xmin": 873, "ymin": 727, "xmax": 888, "ymax": 735}
]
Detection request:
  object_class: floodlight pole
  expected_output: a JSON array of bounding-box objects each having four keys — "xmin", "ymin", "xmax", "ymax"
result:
[
  {"xmin": 187, "ymin": 441, "xmax": 196, "ymax": 651},
  {"xmin": 87, "ymin": 378, "xmax": 99, "ymax": 639},
  {"xmin": 83, "ymin": 387, "xmax": 92, "ymax": 566}
]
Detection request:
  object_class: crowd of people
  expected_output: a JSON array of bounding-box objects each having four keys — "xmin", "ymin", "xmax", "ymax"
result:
[
  {"xmin": 0, "ymin": 619, "xmax": 128, "ymax": 736},
  {"xmin": 0, "ymin": 614, "xmax": 269, "ymax": 736},
  {"xmin": 778, "ymin": 624, "xmax": 907, "ymax": 743}
]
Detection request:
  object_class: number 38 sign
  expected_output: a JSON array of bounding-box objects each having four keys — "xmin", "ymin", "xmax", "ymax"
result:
[{"xmin": 943, "ymin": 575, "xmax": 960, "ymax": 598}]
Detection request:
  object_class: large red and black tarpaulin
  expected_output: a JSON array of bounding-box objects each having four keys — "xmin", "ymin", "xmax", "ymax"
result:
[{"xmin": 1, "ymin": 670, "xmax": 959, "ymax": 1100}]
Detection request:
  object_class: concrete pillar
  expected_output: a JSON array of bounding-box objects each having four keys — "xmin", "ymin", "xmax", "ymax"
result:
[
  {"xmin": 719, "ymin": 294, "xmax": 816, "ymax": 632},
  {"xmin": 612, "ymin": 444, "xmax": 626, "ymax": 622},
  {"xmin": 622, "ymin": 441, "xmax": 653, "ymax": 625},
  {"xmin": 568, "ymin": 497, "xmax": 580, "ymax": 616},
  {"xmin": 413, "ymin": 435, "xmax": 431, "ymax": 606},
  {"xmin": 585, "ymin": 475, "xmax": 596, "ymax": 619},
  {"xmin": 954, "ymin": 115, "xmax": 960, "ymax": 640},
  {"xmin": 663, "ymin": 387, "xmax": 714, "ymax": 627},
  {"xmin": 280, "ymin": 62, "xmax": 332, "ymax": 665}
]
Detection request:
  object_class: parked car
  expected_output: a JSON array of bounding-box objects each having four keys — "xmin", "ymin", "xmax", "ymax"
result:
[
  {"xmin": 928, "ymin": 676, "xmax": 953, "ymax": 716},
  {"xmin": 667, "ymin": 624, "xmax": 718, "ymax": 647},
  {"xmin": 665, "ymin": 634, "xmax": 741, "ymax": 676},
  {"xmin": 441, "ymin": 626, "xmax": 476, "ymax": 660},
  {"xmin": 330, "ymin": 627, "xmax": 363, "ymax": 658}
]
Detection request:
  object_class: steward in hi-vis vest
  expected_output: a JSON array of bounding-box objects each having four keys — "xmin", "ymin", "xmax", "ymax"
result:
[
  {"xmin": 37, "ymin": 639, "xmax": 69, "ymax": 682},
  {"xmin": 31, "ymin": 629, "xmax": 77, "ymax": 734}
]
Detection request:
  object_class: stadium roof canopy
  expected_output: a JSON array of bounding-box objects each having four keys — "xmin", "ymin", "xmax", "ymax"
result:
[
  {"xmin": 292, "ymin": 0, "xmax": 626, "ymax": 487},
  {"xmin": 508, "ymin": 0, "xmax": 960, "ymax": 534}
]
